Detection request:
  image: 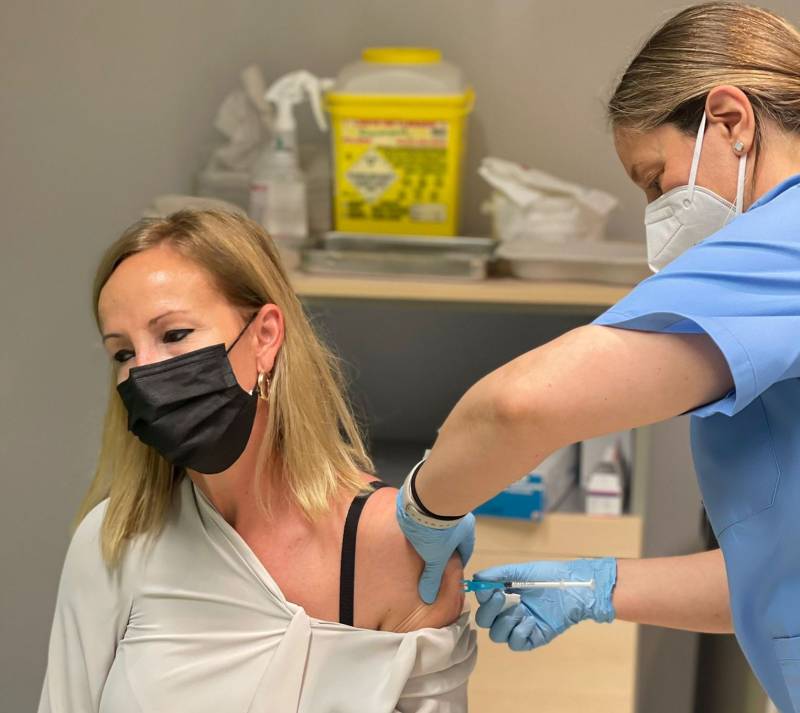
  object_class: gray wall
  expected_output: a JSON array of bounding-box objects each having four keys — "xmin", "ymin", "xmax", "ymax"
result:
[{"xmin": 4, "ymin": 1, "xmax": 799, "ymax": 710}]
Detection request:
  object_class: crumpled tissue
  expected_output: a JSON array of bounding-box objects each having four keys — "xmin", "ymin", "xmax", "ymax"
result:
[
  {"xmin": 195, "ymin": 65, "xmax": 272, "ymax": 208},
  {"xmin": 480, "ymin": 157, "xmax": 618, "ymax": 245}
]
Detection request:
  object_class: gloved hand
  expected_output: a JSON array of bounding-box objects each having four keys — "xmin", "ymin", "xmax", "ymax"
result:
[
  {"xmin": 396, "ymin": 489, "xmax": 476, "ymax": 604},
  {"xmin": 473, "ymin": 558, "xmax": 617, "ymax": 651}
]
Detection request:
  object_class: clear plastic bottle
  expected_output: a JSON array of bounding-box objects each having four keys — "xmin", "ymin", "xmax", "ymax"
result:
[
  {"xmin": 249, "ymin": 129, "xmax": 308, "ymax": 241},
  {"xmin": 248, "ymin": 71, "xmax": 332, "ymax": 244}
]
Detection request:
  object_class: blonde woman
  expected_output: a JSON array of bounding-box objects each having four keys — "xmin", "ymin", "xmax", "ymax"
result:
[
  {"xmin": 394, "ymin": 4, "xmax": 800, "ymax": 710},
  {"xmin": 38, "ymin": 210, "xmax": 476, "ymax": 713}
]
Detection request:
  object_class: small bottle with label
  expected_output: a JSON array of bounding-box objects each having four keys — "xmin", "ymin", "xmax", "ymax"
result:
[{"xmin": 249, "ymin": 130, "xmax": 307, "ymax": 241}]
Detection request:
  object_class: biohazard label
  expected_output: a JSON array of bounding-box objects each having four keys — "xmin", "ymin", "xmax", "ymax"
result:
[
  {"xmin": 336, "ymin": 118, "xmax": 453, "ymax": 228},
  {"xmin": 345, "ymin": 149, "xmax": 397, "ymax": 203}
]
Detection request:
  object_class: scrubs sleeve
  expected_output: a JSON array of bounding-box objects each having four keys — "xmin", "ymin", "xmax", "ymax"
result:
[
  {"xmin": 593, "ymin": 229, "xmax": 800, "ymax": 417},
  {"xmin": 37, "ymin": 500, "xmax": 131, "ymax": 713}
]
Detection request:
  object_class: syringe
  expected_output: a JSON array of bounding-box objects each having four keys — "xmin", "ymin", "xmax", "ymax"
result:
[{"xmin": 462, "ymin": 578, "xmax": 595, "ymax": 593}]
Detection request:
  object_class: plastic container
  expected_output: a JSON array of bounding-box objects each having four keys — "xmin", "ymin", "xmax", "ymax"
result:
[
  {"xmin": 497, "ymin": 237, "xmax": 650, "ymax": 285},
  {"xmin": 325, "ymin": 47, "xmax": 474, "ymax": 237},
  {"xmin": 473, "ymin": 445, "xmax": 579, "ymax": 520},
  {"xmin": 195, "ymin": 145, "xmax": 332, "ymax": 234},
  {"xmin": 585, "ymin": 469, "xmax": 624, "ymax": 516},
  {"xmin": 579, "ymin": 431, "xmax": 633, "ymax": 489}
]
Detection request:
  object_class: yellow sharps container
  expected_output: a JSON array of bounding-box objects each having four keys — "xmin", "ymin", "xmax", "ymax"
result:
[{"xmin": 325, "ymin": 47, "xmax": 474, "ymax": 237}]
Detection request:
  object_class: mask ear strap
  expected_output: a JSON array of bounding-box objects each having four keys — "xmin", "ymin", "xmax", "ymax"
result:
[
  {"xmin": 735, "ymin": 151, "xmax": 747, "ymax": 214},
  {"xmin": 688, "ymin": 112, "xmax": 707, "ymax": 201},
  {"xmin": 226, "ymin": 312, "xmax": 258, "ymax": 354}
]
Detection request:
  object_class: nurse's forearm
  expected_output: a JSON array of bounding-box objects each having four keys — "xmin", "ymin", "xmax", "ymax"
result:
[
  {"xmin": 614, "ymin": 549, "xmax": 732, "ymax": 633},
  {"xmin": 415, "ymin": 325, "xmax": 731, "ymax": 517}
]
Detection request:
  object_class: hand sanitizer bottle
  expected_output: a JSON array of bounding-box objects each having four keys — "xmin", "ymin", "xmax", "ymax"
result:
[
  {"xmin": 250, "ymin": 128, "xmax": 307, "ymax": 240},
  {"xmin": 249, "ymin": 71, "xmax": 332, "ymax": 244}
]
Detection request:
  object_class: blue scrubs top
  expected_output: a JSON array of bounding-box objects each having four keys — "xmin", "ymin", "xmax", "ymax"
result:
[{"xmin": 593, "ymin": 173, "xmax": 800, "ymax": 713}]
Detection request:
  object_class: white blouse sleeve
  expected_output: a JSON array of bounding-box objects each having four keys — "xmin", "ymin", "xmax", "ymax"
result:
[
  {"xmin": 37, "ymin": 500, "xmax": 132, "ymax": 713},
  {"xmin": 396, "ymin": 611, "xmax": 478, "ymax": 713}
]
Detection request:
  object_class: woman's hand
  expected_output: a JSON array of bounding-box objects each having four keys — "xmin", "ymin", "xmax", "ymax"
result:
[
  {"xmin": 473, "ymin": 558, "xmax": 617, "ymax": 651},
  {"xmin": 395, "ymin": 488, "xmax": 476, "ymax": 604},
  {"xmin": 474, "ymin": 550, "xmax": 732, "ymax": 651}
]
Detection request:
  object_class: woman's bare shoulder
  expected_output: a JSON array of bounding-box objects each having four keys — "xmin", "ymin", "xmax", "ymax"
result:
[{"xmin": 356, "ymin": 481, "xmax": 466, "ymax": 632}]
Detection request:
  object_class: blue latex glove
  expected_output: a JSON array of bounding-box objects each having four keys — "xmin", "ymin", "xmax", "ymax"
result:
[
  {"xmin": 473, "ymin": 558, "xmax": 617, "ymax": 651},
  {"xmin": 395, "ymin": 490, "xmax": 476, "ymax": 604}
]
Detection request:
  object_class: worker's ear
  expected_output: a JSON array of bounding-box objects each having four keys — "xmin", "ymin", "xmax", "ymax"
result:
[{"xmin": 705, "ymin": 86, "xmax": 756, "ymax": 154}]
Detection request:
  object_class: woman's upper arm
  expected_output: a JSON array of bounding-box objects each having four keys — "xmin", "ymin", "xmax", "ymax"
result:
[
  {"xmin": 358, "ymin": 488, "xmax": 465, "ymax": 632},
  {"xmin": 389, "ymin": 554, "xmax": 466, "ymax": 632},
  {"xmin": 496, "ymin": 220, "xmax": 800, "ymax": 447},
  {"xmin": 39, "ymin": 501, "xmax": 130, "ymax": 713},
  {"xmin": 491, "ymin": 323, "xmax": 733, "ymax": 452}
]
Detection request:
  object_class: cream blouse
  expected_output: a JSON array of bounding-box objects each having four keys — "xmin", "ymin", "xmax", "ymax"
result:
[{"xmin": 38, "ymin": 476, "xmax": 477, "ymax": 712}]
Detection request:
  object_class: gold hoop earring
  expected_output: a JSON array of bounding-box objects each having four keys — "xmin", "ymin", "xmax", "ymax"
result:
[{"xmin": 257, "ymin": 371, "xmax": 271, "ymax": 401}]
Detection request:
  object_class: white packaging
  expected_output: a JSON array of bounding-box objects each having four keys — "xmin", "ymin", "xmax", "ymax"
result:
[
  {"xmin": 497, "ymin": 236, "xmax": 650, "ymax": 286},
  {"xmin": 480, "ymin": 157, "xmax": 618, "ymax": 244},
  {"xmin": 579, "ymin": 432, "xmax": 633, "ymax": 489},
  {"xmin": 585, "ymin": 469, "xmax": 624, "ymax": 516},
  {"xmin": 584, "ymin": 442, "xmax": 628, "ymax": 517}
]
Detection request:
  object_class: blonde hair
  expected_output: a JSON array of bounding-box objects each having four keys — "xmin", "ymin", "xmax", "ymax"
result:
[
  {"xmin": 77, "ymin": 210, "xmax": 373, "ymax": 565},
  {"xmin": 608, "ymin": 2, "xmax": 800, "ymax": 153}
]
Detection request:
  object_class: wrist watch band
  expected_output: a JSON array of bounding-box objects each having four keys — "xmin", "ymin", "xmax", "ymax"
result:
[{"xmin": 400, "ymin": 459, "xmax": 465, "ymax": 530}]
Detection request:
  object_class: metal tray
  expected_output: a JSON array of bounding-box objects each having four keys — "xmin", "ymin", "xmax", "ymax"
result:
[
  {"xmin": 497, "ymin": 238, "xmax": 650, "ymax": 285},
  {"xmin": 300, "ymin": 232, "xmax": 496, "ymax": 280},
  {"xmin": 322, "ymin": 231, "xmax": 496, "ymax": 256},
  {"xmin": 301, "ymin": 248, "xmax": 490, "ymax": 280}
]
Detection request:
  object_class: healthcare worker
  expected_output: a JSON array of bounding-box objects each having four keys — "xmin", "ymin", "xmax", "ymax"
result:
[{"xmin": 395, "ymin": 3, "xmax": 800, "ymax": 710}]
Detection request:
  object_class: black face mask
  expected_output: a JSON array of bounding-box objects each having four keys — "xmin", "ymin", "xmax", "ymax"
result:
[{"xmin": 116, "ymin": 319, "xmax": 259, "ymax": 475}]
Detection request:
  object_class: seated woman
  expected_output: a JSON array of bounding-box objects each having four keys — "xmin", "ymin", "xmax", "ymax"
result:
[{"xmin": 38, "ymin": 210, "xmax": 476, "ymax": 713}]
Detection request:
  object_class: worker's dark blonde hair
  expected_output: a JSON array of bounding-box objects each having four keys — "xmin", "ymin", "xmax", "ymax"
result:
[
  {"xmin": 608, "ymin": 2, "xmax": 800, "ymax": 154},
  {"xmin": 78, "ymin": 209, "xmax": 373, "ymax": 566}
]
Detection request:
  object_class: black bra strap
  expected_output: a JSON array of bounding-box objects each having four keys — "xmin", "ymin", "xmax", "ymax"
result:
[{"xmin": 339, "ymin": 481, "xmax": 390, "ymax": 626}]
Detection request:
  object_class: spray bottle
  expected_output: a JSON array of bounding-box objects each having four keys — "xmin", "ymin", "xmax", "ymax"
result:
[{"xmin": 248, "ymin": 71, "xmax": 332, "ymax": 242}]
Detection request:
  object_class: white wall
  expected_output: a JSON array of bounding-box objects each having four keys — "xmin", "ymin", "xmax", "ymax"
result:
[{"xmin": 3, "ymin": 1, "xmax": 799, "ymax": 710}]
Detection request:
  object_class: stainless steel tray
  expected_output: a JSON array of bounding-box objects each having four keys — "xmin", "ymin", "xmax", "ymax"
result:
[
  {"xmin": 322, "ymin": 232, "xmax": 496, "ymax": 256},
  {"xmin": 301, "ymin": 248, "xmax": 490, "ymax": 280},
  {"xmin": 497, "ymin": 238, "xmax": 649, "ymax": 285},
  {"xmin": 300, "ymin": 232, "xmax": 496, "ymax": 280}
]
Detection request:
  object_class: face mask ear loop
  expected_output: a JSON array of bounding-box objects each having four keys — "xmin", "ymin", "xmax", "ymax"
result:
[
  {"xmin": 687, "ymin": 112, "xmax": 708, "ymax": 201},
  {"xmin": 735, "ymin": 151, "xmax": 747, "ymax": 214},
  {"xmin": 226, "ymin": 312, "xmax": 258, "ymax": 355}
]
